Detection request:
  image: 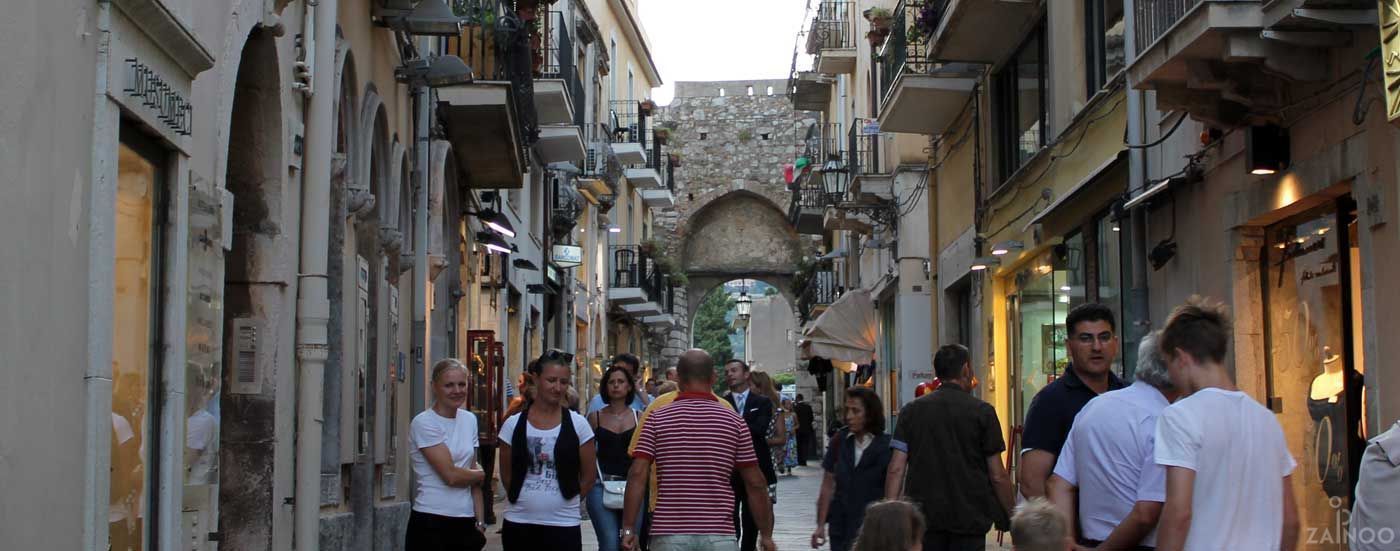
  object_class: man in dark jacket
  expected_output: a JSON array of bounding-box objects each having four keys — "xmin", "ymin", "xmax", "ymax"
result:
[
  {"xmin": 724, "ymin": 360, "xmax": 776, "ymax": 551},
  {"xmin": 794, "ymin": 393, "xmax": 816, "ymax": 465}
]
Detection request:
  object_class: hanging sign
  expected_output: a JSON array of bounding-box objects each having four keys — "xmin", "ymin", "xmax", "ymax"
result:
[
  {"xmin": 1382, "ymin": 0, "xmax": 1400, "ymax": 126},
  {"xmin": 552, "ymin": 245, "xmax": 583, "ymax": 268}
]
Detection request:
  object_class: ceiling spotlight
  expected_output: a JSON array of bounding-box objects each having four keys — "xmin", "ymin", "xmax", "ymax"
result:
[
  {"xmin": 607, "ymin": 225, "xmax": 622, "ymax": 234},
  {"xmin": 1246, "ymin": 124, "xmax": 1290, "ymax": 176},
  {"xmin": 970, "ymin": 256, "xmax": 1001, "ymax": 272},
  {"xmin": 1061, "ymin": 285, "xmax": 1072, "ymax": 292},
  {"xmin": 990, "ymin": 240, "xmax": 1023, "ymax": 256},
  {"xmin": 476, "ymin": 231, "xmax": 511, "ymax": 255}
]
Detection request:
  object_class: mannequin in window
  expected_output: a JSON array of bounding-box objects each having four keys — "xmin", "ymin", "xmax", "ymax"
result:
[{"xmin": 1307, "ymin": 346, "xmax": 1362, "ymax": 499}]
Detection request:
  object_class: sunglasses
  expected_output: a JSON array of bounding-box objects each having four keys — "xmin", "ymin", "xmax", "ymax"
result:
[{"xmin": 541, "ymin": 349, "xmax": 575, "ymax": 365}]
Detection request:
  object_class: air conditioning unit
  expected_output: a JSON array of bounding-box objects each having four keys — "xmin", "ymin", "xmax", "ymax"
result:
[{"xmin": 585, "ymin": 143, "xmax": 605, "ymax": 175}]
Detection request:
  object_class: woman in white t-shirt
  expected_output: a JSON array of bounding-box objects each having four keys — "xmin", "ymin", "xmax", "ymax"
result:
[
  {"xmin": 406, "ymin": 359, "xmax": 488, "ymax": 551},
  {"xmin": 498, "ymin": 350, "xmax": 597, "ymax": 551}
]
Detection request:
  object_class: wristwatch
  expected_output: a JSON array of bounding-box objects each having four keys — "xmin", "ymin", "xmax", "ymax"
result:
[{"xmin": 619, "ymin": 529, "xmax": 635, "ymax": 539}]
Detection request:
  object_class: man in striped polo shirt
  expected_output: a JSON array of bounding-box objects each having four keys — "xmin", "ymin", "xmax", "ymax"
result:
[{"xmin": 622, "ymin": 349, "xmax": 776, "ymax": 551}]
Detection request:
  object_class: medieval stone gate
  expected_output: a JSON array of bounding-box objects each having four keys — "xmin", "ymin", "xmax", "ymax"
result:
[{"xmin": 650, "ymin": 80, "xmax": 819, "ymax": 367}]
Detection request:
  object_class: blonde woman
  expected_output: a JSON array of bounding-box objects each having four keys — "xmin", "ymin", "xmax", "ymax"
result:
[{"xmin": 407, "ymin": 359, "xmax": 487, "ymax": 551}]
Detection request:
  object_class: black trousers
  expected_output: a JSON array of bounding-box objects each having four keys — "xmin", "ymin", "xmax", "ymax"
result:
[
  {"xmin": 734, "ymin": 495, "xmax": 761, "ymax": 551},
  {"xmin": 796, "ymin": 431, "xmax": 815, "ymax": 464},
  {"xmin": 922, "ymin": 530, "xmax": 985, "ymax": 551},
  {"xmin": 405, "ymin": 511, "xmax": 486, "ymax": 551},
  {"xmin": 480, "ymin": 443, "xmax": 497, "ymax": 524},
  {"xmin": 501, "ymin": 519, "xmax": 582, "ymax": 551}
]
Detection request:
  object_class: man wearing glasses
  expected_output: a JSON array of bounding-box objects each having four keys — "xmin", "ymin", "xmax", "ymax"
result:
[
  {"xmin": 588, "ymin": 353, "xmax": 650, "ymax": 414},
  {"xmin": 1018, "ymin": 303, "xmax": 1125, "ymax": 501}
]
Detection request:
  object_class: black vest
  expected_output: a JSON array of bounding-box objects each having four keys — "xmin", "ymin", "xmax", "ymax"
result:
[
  {"xmin": 827, "ymin": 431, "xmax": 893, "ymax": 540},
  {"xmin": 507, "ymin": 406, "xmax": 581, "ymax": 503}
]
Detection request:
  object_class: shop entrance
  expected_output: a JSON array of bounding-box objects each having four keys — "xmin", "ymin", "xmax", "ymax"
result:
[{"xmin": 1261, "ymin": 197, "xmax": 1366, "ymax": 549}]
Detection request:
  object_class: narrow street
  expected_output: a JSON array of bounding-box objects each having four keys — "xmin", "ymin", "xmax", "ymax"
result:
[{"xmin": 482, "ymin": 466, "xmax": 829, "ymax": 551}]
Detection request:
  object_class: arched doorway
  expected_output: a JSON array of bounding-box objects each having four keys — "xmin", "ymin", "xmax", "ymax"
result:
[
  {"xmin": 217, "ymin": 25, "xmax": 284, "ymax": 549},
  {"xmin": 680, "ymin": 191, "xmax": 805, "ymax": 322}
]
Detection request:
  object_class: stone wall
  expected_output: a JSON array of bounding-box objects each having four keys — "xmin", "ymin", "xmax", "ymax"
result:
[{"xmin": 650, "ymin": 80, "xmax": 821, "ymax": 369}]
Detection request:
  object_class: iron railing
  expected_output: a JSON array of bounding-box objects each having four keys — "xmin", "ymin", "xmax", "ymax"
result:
[
  {"xmin": 609, "ymin": 100, "xmax": 651, "ymax": 147},
  {"xmin": 552, "ymin": 176, "xmax": 584, "ymax": 238},
  {"xmin": 848, "ymin": 119, "xmax": 881, "ymax": 175},
  {"xmin": 1134, "ymin": 0, "xmax": 1203, "ymax": 54},
  {"xmin": 803, "ymin": 122, "xmax": 845, "ymax": 163},
  {"xmin": 537, "ymin": 9, "xmax": 586, "ymax": 127},
  {"xmin": 878, "ymin": 0, "xmax": 933, "ymax": 106},
  {"xmin": 449, "ymin": 0, "xmax": 540, "ymax": 146},
  {"xmin": 806, "ymin": 1, "xmax": 856, "ymax": 53},
  {"xmin": 798, "ymin": 269, "xmax": 840, "ymax": 323},
  {"xmin": 610, "ymin": 245, "xmax": 665, "ymax": 301}
]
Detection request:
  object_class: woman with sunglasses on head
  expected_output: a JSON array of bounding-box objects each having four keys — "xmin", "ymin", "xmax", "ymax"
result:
[
  {"xmin": 498, "ymin": 350, "xmax": 597, "ymax": 551},
  {"xmin": 585, "ymin": 365, "xmax": 645, "ymax": 551},
  {"xmin": 406, "ymin": 359, "xmax": 488, "ymax": 551}
]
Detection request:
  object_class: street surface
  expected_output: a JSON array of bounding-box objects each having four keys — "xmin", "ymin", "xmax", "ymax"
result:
[{"xmin": 480, "ymin": 465, "xmax": 1013, "ymax": 551}]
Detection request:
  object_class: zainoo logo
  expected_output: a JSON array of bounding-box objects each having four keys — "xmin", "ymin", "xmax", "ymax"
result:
[{"xmin": 1304, "ymin": 496, "xmax": 1396, "ymax": 546}]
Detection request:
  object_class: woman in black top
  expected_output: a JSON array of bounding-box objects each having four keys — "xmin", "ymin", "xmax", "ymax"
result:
[
  {"xmin": 811, "ymin": 387, "xmax": 893, "ymax": 551},
  {"xmin": 586, "ymin": 365, "xmax": 642, "ymax": 551}
]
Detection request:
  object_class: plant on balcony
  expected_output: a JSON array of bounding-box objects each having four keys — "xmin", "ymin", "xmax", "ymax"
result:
[
  {"xmin": 668, "ymin": 152, "xmax": 682, "ymax": 167},
  {"xmin": 639, "ymin": 99, "xmax": 657, "ymax": 115},
  {"xmin": 863, "ymin": 7, "xmax": 893, "ymax": 29},
  {"xmin": 653, "ymin": 127, "xmax": 671, "ymax": 145},
  {"xmin": 913, "ymin": 2, "xmax": 942, "ymax": 41}
]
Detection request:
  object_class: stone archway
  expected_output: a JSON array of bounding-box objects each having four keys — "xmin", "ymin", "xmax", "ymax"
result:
[{"xmin": 680, "ymin": 190, "xmax": 803, "ymax": 323}]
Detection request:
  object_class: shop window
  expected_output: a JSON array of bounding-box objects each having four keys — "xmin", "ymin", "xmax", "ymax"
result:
[
  {"xmin": 994, "ymin": 23, "xmax": 1047, "ymax": 181},
  {"xmin": 1085, "ymin": 0, "xmax": 1125, "ymax": 95},
  {"xmin": 111, "ymin": 127, "xmax": 168, "ymax": 551},
  {"xmin": 1096, "ymin": 214, "xmax": 1130, "ymax": 376},
  {"xmin": 1263, "ymin": 201, "xmax": 1365, "ymax": 550}
]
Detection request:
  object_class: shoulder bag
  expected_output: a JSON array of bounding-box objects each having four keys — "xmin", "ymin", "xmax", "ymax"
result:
[{"xmin": 596, "ymin": 409, "xmax": 638, "ymax": 510}]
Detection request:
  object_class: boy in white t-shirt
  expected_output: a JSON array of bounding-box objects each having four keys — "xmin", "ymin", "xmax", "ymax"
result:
[{"xmin": 1154, "ymin": 297, "xmax": 1299, "ymax": 551}]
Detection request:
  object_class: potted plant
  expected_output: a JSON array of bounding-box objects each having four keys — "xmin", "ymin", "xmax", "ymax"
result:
[
  {"xmin": 653, "ymin": 127, "xmax": 670, "ymax": 145},
  {"xmin": 863, "ymin": 7, "xmax": 893, "ymax": 30},
  {"xmin": 867, "ymin": 28, "xmax": 890, "ymax": 49},
  {"xmin": 914, "ymin": 2, "xmax": 942, "ymax": 41},
  {"xmin": 639, "ymin": 99, "xmax": 657, "ymax": 115},
  {"xmin": 668, "ymin": 152, "xmax": 682, "ymax": 167}
]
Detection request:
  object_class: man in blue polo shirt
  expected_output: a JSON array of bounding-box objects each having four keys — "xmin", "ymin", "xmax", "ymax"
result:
[{"xmin": 1018, "ymin": 303, "xmax": 1124, "ymax": 500}]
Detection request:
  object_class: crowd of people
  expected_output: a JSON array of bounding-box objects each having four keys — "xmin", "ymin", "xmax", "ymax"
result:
[{"xmin": 400, "ymin": 296, "xmax": 1398, "ymax": 551}]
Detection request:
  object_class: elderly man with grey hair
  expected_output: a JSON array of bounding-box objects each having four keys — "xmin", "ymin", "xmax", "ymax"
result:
[{"xmin": 1047, "ymin": 332, "xmax": 1180, "ymax": 550}]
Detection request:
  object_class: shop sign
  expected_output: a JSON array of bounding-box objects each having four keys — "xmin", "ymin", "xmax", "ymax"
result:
[
  {"xmin": 552, "ymin": 244, "xmax": 583, "ymax": 268},
  {"xmin": 861, "ymin": 120, "xmax": 881, "ymax": 135},
  {"xmin": 1382, "ymin": 0, "xmax": 1400, "ymax": 126}
]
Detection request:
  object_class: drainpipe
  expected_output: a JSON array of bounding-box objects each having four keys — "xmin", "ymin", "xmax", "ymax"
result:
[
  {"xmin": 295, "ymin": 0, "xmax": 338, "ymax": 548},
  {"xmin": 411, "ymin": 36, "xmax": 433, "ymax": 415},
  {"xmin": 1124, "ymin": 0, "xmax": 1151, "ymax": 344}
]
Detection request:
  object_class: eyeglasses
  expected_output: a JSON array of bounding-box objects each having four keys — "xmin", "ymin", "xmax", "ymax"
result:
[
  {"xmin": 541, "ymin": 349, "xmax": 575, "ymax": 365},
  {"xmin": 1073, "ymin": 332, "xmax": 1116, "ymax": 345}
]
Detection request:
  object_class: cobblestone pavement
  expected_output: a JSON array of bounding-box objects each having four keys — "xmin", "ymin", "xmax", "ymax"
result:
[{"xmin": 480, "ymin": 465, "xmax": 1012, "ymax": 551}]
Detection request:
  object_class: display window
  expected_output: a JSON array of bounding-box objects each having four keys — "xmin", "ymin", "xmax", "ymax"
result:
[
  {"xmin": 111, "ymin": 128, "xmax": 167, "ymax": 551},
  {"xmin": 1262, "ymin": 199, "xmax": 1366, "ymax": 548}
]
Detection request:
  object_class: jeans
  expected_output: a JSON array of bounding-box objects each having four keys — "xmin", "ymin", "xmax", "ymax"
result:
[
  {"xmin": 587, "ymin": 482, "xmax": 645, "ymax": 551},
  {"xmin": 651, "ymin": 535, "xmax": 738, "ymax": 551}
]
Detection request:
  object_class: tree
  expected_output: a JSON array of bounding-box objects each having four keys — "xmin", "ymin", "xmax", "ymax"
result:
[
  {"xmin": 692, "ymin": 289, "xmax": 736, "ymax": 393},
  {"xmin": 763, "ymin": 287, "xmax": 779, "ymax": 297},
  {"xmin": 772, "ymin": 372, "xmax": 796, "ymax": 387}
]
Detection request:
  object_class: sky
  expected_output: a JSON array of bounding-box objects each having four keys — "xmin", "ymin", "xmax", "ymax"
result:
[{"xmin": 638, "ymin": 0, "xmax": 812, "ymax": 105}]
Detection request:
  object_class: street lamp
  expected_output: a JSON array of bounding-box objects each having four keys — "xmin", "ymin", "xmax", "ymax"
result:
[
  {"xmin": 819, "ymin": 154, "xmax": 850, "ymax": 206},
  {"xmin": 736, "ymin": 291, "xmax": 752, "ymax": 320},
  {"xmin": 394, "ymin": 55, "xmax": 474, "ymax": 88},
  {"xmin": 379, "ymin": 0, "xmax": 467, "ymax": 36}
]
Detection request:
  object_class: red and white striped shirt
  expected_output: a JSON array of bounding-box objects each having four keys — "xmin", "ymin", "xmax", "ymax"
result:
[{"xmin": 632, "ymin": 392, "xmax": 758, "ymax": 536}]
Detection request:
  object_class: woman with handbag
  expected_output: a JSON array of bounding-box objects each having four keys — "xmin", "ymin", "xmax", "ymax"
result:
[
  {"xmin": 498, "ymin": 351, "xmax": 597, "ymax": 551},
  {"xmin": 406, "ymin": 359, "xmax": 487, "ymax": 551},
  {"xmin": 811, "ymin": 387, "xmax": 892, "ymax": 551},
  {"xmin": 586, "ymin": 365, "xmax": 643, "ymax": 551}
]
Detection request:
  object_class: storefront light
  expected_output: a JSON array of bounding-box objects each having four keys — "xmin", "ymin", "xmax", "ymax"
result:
[
  {"xmin": 607, "ymin": 225, "xmax": 622, "ymax": 233},
  {"xmin": 1246, "ymin": 124, "xmax": 1290, "ymax": 176},
  {"xmin": 971, "ymin": 256, "xmax": 1001, "ymax": 271},
  {"xmin": 476, "ymin": 231, "xmax": 511, "ymax": 254},
  {"xmin": 1060, "ymin": 285, "xmax": 1072, "ymax": 292},
  {"xmin": 990, "ymin": 240, "xmax": 1023, "ymax": 256},
  {"xmin": 1059, "ymin": 294, "xmax": 1070, "ymax": 304}
]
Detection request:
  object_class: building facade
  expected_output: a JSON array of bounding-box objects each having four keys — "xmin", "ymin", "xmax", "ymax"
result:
[
  {"xmin": 0, "ymin": 0, "xmax": 671, "ymax": 549},
  {"xmin": 795, "ymin": 0, "xmax": 1400, "ymax": 545}
]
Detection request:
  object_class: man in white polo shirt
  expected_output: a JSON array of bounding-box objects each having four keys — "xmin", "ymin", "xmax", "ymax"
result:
[{"xmin": 1048, "ymin": 331, "xmax": 1178, "ymax": 550}]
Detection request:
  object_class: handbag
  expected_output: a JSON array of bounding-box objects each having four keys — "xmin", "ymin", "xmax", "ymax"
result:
[{"xmin": 596, "ymin": 409, "xmax": 638, "ymax": 510}]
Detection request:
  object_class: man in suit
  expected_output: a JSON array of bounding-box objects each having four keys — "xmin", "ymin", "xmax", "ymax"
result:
[{"xmin": 724, "ymin": 359, "xmax": 777, "ymax": 551}]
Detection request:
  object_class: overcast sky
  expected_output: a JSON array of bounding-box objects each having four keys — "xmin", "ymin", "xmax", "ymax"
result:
[{"xmin": 638, "ymin": 0, "xmax": 812, "ymax": 104}]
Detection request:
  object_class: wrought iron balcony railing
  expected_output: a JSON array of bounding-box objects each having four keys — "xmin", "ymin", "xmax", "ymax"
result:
[
  {"xmin": 803, "ymin": 123, "xmax": 845, "ymax": 163},
  {"xmin": 798, "ymin": 269, "xmax": 840, "ymax": 323},
  {"xmin": 878, "ymin": 0, "xmax": 933, "ymax": 107},
  {"xmin": 1134, "ymin": 0, "xmax": 1203, "ymax": 54},
  {"xmin": 609, "ymin": 100, "xmax": 651, "ymax": 147},
  {"xmin": 449, "ymin": 0, "xmax": 540, "ymax": 145},
  {"xmin": 806, "ymin": 1, "xmax": 856, "ymax": 53},
  {"xmin": 610, "ymin": 245, "xmax": 665, "ymax": 301},
  {"xmin": 537, "ymin": 10, "xmax": 585, "ymax": 126},
  {"xmin": 847, "ymin": 119, "xmax": 880, "ymax": 176}
]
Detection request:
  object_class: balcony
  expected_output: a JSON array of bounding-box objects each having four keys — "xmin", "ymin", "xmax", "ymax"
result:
[
  {"xmin": 552, "ymin": 177, "xmax": 585, "ymax": 239},
  {"xmin": 1129, "ymin": 0, "xmax": 1365, "ymax": 126},
  {"xmin": 534, "ymin": 11, "xmax": 580, "ymax": 125},
  {"xmin": 877, "ymin": 0, "xmax": 981, "ymax": 135},
  {"xmin": 788, "ymin": 177, "xmax": 838, "ymax": 235},
  {"xmin": 803, "ymin": 122, "xmax": 846, "ymax": 165},
  {"xmin": 440, "ymin": 0, "xmax": 538, "ymax": 189},
  {"xmin": 607, "ymin": 245, "xmax": 666, "ymax": 317},
  {"xmin": 608, "ymin": 100, "xmax": 651, "ymax": 164},
  {"xmin": 847, "ymin": 119, "xmax": 892, "ymax": 200},
  {"xmin": 790, "ymin": 71, "xmax": 833, "ymax": 112},
  {"xmin": 923, "ymin": 0, "xmax": 1041, "ymax": 64},
  {"xmin": 797, "ymin": 269, "xmax": 840, "ymax": 324},
  {"xmin": 642, "ymin": 282, "xmax": 678, "ymax": 328},
  {"xmin": 807, "ymin": 1, "xmax": 858, "ymax": 74}
]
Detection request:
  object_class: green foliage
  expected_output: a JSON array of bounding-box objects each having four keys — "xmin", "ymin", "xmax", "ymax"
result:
[
  {"xmin": 764, "ymin": 287, "xmax": 779, "ymax": 297},
  {"xmin": 738, "ymin": 129, "xmax": 753, "ymax": 143},
  {"xmin": 773, "ymin": 372, "xmax": 796, "ymax": 387},
  {"xmin": 693, "ymin": 290, "xmax": 736, "ymax": 393}
]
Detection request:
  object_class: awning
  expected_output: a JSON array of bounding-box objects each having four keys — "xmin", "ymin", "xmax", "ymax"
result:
[{"xmin": 800, "ymin": 288, "xmax": 877, "ymax": 366}]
